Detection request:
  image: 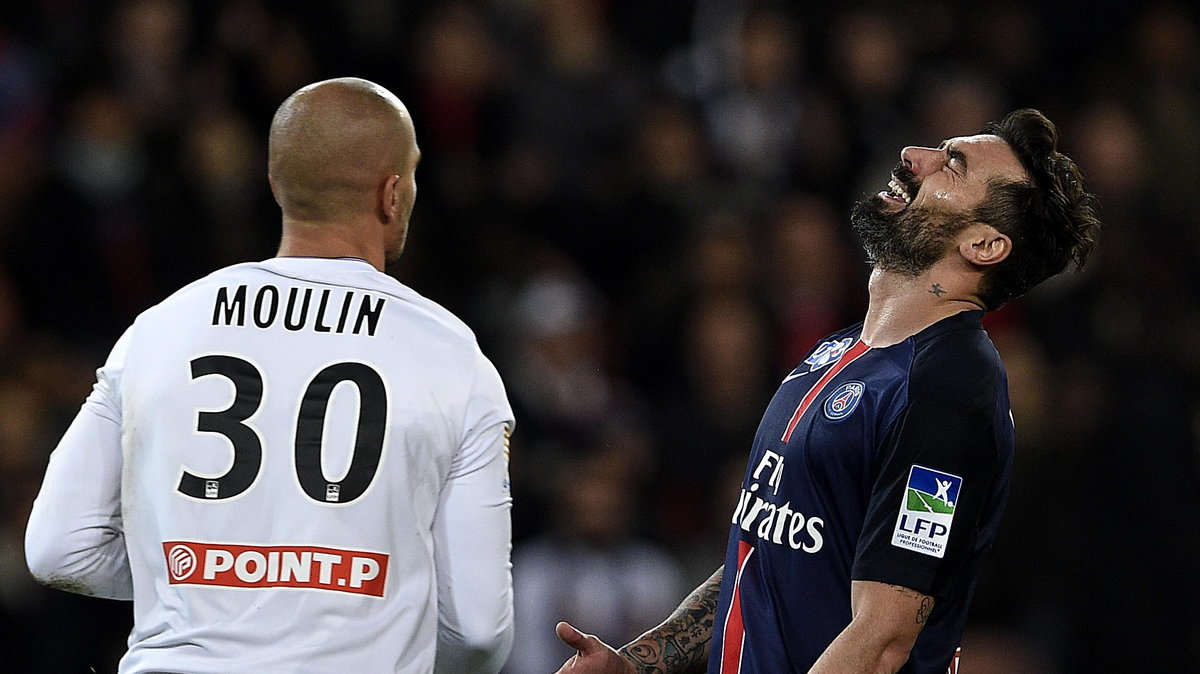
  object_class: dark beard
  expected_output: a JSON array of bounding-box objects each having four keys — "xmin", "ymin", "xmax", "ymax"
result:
[{"xmin": 850, "ymin": 195, "xmax": 972, "ymax": 276}]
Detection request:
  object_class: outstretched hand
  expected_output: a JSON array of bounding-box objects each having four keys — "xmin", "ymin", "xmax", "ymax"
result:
[{"xmin": 553, "ymin": 621, "xmax": 638, "ymax": 674}]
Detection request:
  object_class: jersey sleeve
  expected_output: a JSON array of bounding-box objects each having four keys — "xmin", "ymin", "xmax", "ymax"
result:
[
  {"xmin": 432, "ymin": 347, "xmax": 515, "ymax": 673},
  {"xmin": 851, "ymin": 335, "xmax": 1008, "ymax": 600},
  {"xmin": 450, "ymin": 348, "xmax": 514, "ymax": 479},
  {"xmin": 25, "ymin": 328, "xmax": 133, "ymax": 600}
]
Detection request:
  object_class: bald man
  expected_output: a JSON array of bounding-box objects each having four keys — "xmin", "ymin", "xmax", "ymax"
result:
[
  {"xmin": 269, "ymin": 77, "xmax": 420, "ymax": 267},
  {"xmin": 26, "ymin": 78, "xmax": 516, "ymax": 674}
]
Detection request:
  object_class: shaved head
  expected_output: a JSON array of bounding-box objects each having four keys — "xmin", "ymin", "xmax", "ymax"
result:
[{"xmin": 268, "ymin": 77, "xmax": 417, "ymax": 223}]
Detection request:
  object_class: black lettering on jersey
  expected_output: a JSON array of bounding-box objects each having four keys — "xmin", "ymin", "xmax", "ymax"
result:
[
  {"xmin": 179, "ymin": 355, "xmax": 264, "ymax": 500},
  {"xmin": 336, "ymin": 293, "xmax": 354, "ymax": 332},
  {"xmin": 180, "ymin": 356, "xmax": 389, "ymax": 505},
  {"xmin": 354, "ymin": 295, "xmax": 385, "ymax": 337},
  {"xmin": 215, "ymin": 284, "xmax": 384, "ymax": 336},
  {"xmin": 295, "ymin": 362, "xmax": 387, "ymax": 503},
  {"xmin": 313, "ymin": 289, "xmax": 333, "ymax": 333},
  {"xmin": 212, "ymin": 285, "xmax": 247, "ymax": 326},
  {"xmin": 254, "ymin": 285, "xmax": 280, "ymax": 328},
  {"xmin": 284, "ymin": 287, "xmax": 314, "ymax": 331}
]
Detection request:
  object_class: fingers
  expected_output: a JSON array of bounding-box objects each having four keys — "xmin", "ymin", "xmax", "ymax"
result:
[{"xmin": 556, "ymin": 621, "xmax": 590, "ymax": 651}]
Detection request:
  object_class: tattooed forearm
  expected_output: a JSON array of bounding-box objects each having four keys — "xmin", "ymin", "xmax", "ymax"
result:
[{"xmin": 617, "ymin": 566, "xmax": 724, "ymax": 674}]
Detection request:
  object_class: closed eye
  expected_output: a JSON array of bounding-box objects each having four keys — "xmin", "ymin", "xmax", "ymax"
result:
[{"xmin": 946, "ymin": 146, "xmax": 967, "ymax": 172}]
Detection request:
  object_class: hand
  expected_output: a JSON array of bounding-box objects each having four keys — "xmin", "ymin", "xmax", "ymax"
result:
[{"xmin": 553, "ymin": 621, "xmax": 637, "ymax": 674}]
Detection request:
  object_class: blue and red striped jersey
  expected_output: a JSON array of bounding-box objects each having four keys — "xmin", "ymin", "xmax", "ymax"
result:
[{"xmin": 709, "ymin": 310, "xmax": 1014, "ymax": 673}]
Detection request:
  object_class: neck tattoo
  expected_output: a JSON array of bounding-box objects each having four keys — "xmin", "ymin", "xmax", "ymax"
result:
[{"xmin": 929, "ymin": 283, "xmax": 946, "ymax": 297}]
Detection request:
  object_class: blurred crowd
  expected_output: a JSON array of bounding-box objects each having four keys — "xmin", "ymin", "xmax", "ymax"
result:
[{"xmin": 1, "ymin": 0, "xmax": 1199, "ymax": 671}]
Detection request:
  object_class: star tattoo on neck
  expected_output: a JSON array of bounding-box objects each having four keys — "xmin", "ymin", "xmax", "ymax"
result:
[{"xmin": 929, "ymin": 283, "xmax": 946, "ymax": 297}]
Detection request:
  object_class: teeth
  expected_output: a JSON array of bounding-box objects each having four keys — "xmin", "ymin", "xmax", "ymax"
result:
[{"xmin": 887, "ymin": 179, "xmax": 911, "ymax": 204}]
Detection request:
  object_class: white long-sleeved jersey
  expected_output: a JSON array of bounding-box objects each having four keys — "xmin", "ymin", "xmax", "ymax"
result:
[{"xmin": 26, "ymin": 257, "xmax": 515, "ymax": 673}]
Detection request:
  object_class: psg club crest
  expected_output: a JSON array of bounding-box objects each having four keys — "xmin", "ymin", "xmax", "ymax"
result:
[
  {"xmin": 823, "ymin": 381, "xmax": 864, "ymax": 420},
  {"xmin": 804, "ymin": 337, "xmax": 854, "ymax": 372}
]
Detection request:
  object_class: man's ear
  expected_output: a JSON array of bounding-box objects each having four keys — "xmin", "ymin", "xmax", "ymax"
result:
[
  {"xmin": 958, "ymin": 224, "xmax": 1012, "ymax": 267},
  {"xmin": 379, "ymin": 174, "xmax": 401, "ymax": 224}
]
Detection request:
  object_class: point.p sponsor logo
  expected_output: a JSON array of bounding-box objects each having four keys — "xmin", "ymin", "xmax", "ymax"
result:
[
  {"xmin": 167, "ymin": 544, "xmax": 198, "ymax": 581},
  {"xmin": 162, "ymin": 541, "xmax": 389, "ymax": 597}
]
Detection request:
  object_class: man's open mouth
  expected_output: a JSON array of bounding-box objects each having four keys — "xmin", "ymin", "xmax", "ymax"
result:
[{"xmin": 882, "ymin": 177, "xmax": 912, "ymax": 205}]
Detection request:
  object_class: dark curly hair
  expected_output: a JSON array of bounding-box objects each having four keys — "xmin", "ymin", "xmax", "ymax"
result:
[{"xmin": 971, "ymin": 109, "xmax": 1101, "ymax": 309}]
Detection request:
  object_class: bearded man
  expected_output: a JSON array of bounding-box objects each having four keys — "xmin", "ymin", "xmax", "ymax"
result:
[{"xmin": 554, "ymin": 108, "xmax": 1100, "ymax": 674}]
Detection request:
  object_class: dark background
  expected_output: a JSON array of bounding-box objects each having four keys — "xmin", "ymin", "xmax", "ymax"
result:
[{"xmin": 1, "ymin": 1, "xmax": 1198, "ymax": 671}]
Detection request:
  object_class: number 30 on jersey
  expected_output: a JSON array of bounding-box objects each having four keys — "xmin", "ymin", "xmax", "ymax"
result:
[{"xmin": 179, "ymin": 354, "xmax": 386, "ymax": 505}]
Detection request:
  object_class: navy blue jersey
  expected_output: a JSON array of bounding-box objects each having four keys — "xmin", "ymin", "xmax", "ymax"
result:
[{"xmin": 709, "ymin": 310, "xmax": 1013, "ymax": 674}]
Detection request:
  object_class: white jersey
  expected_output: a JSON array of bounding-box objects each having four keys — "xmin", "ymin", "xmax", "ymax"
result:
[{"xmin": 26, "ymin": 257, "xmax": 515, "ymax": 673}]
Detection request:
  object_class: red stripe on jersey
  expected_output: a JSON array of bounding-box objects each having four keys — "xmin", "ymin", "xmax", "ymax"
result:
[
  {"xmin": 720, "ymin": 541, "xmax": 755, "ymax": 674},
  {"xmin": 780, "ymin": 340, "xmax": 870, "ymax": 443}
]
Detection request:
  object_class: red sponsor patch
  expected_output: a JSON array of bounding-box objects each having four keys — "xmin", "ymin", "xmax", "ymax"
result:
[{"xmin": 163, "ymin": 541, "xmax": 388, "ymax": 597}]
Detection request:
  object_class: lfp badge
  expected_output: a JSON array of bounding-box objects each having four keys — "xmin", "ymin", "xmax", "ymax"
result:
[{"xmin": 891, "ymin": 465, "xmax": 961, "ymax": 558}]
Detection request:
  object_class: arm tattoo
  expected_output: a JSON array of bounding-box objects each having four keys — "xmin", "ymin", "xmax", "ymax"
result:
[
  {"xmin": 916, "ymin": 596, "xmax": 934, "ymax": 626},
  {"xmin": 617, "ymin": 567, "xmax": 723, "ymax": 674},
  {"xmin": 884, "ymin": 584, "xmax": 935, "ymax": 626}
]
